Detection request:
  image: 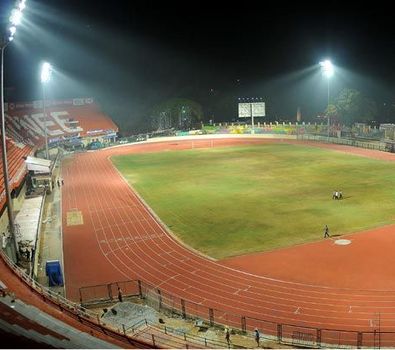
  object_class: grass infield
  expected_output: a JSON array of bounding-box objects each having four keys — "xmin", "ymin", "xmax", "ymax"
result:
[{"xmin": 111, "ymin": 143, "xmax": 395, "ymax": 259}]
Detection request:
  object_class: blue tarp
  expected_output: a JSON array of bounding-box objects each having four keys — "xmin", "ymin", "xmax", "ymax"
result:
[{"xmin": 45, "ymin": 260, "xmax": 64, "ymax": 287}]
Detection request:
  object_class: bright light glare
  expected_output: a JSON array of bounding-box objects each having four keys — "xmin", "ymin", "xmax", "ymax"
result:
[
  {"xmin": 19, "ymin": 0, "xmax": 26, "ymax": 11},
  {"xmin": 41, "ymin": 62, "xmax": 52, "ymax": 83},
  {"xmin": 9, "ymin": 9, "xmax": 22, "ymax": 26},
  {"xmin": 319, "ymin": 59, "xmax": 334, "ymax": 78},
  {"xmin": 9, "ymin": 26, "xmax": 16, "ymax": 35}
]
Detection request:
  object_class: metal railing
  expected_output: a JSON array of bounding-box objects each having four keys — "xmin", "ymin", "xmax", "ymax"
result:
[
  {"xmin": 80, "ymin": 279, "xmax": 392, "ymax": 349},
  {"xmin": 297, "ymin": 134, "xmax": 387, "ymax": 152},
  {"xmin": 0, "ymin": 250, "xmax": 167, "ymax": 348}
]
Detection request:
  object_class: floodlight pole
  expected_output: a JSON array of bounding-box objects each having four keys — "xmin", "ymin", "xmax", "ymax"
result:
[
  {"xmin": 250, "ymin": 103, "xmax": 255, "ymax": 134},
  {"xmin": 0, "ymin": 40, "xmax": 19, "ymax": 261},
  {"xmin": 42, "ymin": 83, "xmax": 49, "ymax": 159},
  {"xmin": 327, "ymin": 78, "xmax": 330, "ymax": 138}
]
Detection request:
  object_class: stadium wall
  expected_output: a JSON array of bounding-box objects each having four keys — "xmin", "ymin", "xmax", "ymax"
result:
[{"xmin": 0, "ymin": 181, "xmax": 27, "ymax": 235}]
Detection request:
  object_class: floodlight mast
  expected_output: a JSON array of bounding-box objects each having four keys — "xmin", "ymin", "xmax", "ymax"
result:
[
  {"xmin": 1, "ymin": 0, "xmax": 28, "ymax": 262},
  {"xmin": 40, "ymin": 62, "xmax": 52, "ymax": 160},
  {"xmin": 320, "ymin": 59, "xmax": 334, "ymax": 138}
]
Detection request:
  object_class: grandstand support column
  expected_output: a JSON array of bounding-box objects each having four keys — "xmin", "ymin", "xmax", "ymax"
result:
[{"xmin": 0, "ymin": 43, "xmax": 20, "ymax": 262}]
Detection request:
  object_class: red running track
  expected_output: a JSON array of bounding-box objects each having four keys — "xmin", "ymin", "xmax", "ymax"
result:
[{"xmin": 62, "ymin": 138, "xmax": 395, "ymax": 343}]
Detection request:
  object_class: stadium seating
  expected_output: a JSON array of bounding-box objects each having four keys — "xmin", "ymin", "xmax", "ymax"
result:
[
  {"xmin": 5, "ymin": 99, "xmax": 118, "ymax": 147},
  {"xmin": 0, "ymin": 137, "xmax": 33, "ymax": 209}
]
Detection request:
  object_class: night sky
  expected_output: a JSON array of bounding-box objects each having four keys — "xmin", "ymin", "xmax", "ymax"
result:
[{"xmin": 2, "ymin": 0, "xmax": 395, "ymax": 129}]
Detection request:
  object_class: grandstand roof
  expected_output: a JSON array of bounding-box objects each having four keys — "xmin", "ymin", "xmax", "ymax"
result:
[
  {"xmin": 0, "ymin": 138, "xmax": 33, "ymax": 209},
  {"xmin": 25, "ymin": 156, "xmax": 51, "ymax": 174},
  {"xmin": 5, "ymin": 98, "xmax": 118, "ymax": 146}
]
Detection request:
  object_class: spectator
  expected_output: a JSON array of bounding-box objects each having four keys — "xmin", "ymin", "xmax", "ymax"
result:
[
  {"xmin": 225, "ymin": 326, "xmax": 231, "ymax": 345},
  {"xmin": 254, "ymin": 328, "xmax": 260, "ymax": 347},
  {"xmin": 117, "ymin": 287, "xmax": 123, "ymax": 302}
]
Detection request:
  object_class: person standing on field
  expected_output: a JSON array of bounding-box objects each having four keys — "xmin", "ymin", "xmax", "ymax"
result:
[{"xmin": 324, "ymin": 225, "xmax": 330, "ymax": 238}]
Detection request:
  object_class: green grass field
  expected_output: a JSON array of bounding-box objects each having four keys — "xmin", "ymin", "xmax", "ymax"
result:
[{"xmin": 111, "ymin": 144, "xmax": 395, "ymax": 259}]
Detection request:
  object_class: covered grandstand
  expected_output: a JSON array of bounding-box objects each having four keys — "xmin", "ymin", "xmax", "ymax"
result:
[{"xmin": 4, "ymin": 97, "xmax": 118, "ymax": 148}]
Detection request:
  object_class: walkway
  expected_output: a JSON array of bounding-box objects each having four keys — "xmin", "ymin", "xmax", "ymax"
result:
[{"xmin": 36, "ymin": 150, "xmax": 64, "ymax": 296}]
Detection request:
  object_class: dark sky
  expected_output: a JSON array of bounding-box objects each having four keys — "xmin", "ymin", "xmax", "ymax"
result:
[{"xmin": 2, "ymin": 0, "xmax": 395, "ymax": 128}]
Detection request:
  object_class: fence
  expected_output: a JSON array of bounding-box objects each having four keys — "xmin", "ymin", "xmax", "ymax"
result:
[
  {"xmin": 297, "ymin": 134, "xmax": 387, "ymax": 152},
  {"xmin": 1, "ymin": 250, "xmax": 230, "ymax": 349},
  {"xmin": 79, "ymin": 279, "xmax": 395, "ymax": 348}
]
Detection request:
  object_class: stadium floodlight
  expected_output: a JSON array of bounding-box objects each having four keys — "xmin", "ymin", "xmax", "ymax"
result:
[
  {"xmin": 19, "ymin": 0, "xmax": 26, "ymax": 11},
  {"xmin": 41, "ymin": 62, "xmax": 52, "ymax": 83},
  {"xmin": 1, "ymin": 0, "xmax": 29, "ymax": 262},
  {"xmin": 319, "ymin": 59, "xmax": 334, "ymax": 138},
  {"xmin": 41, "ymin": 62, "xmax": 53, "ymax": 159},
  {"xmin": 9, "ymin": 9, "xmax": 23, "ymax": 26},
  {"xmin": 319, "ymin": 59, "xmax": 334, "ymax": 78}
]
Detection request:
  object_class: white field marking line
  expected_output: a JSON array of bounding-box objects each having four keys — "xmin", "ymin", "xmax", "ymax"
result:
[
  {"xmin": 116, "ymin": 152, "xmax": 395, "ymax": 296},
  {"xmin": 109, "ymin": 142, "xmax": 395, "ymax": 294},
  {"xmin": 109, "ymin": 139, "xmax": 395, "ymax": 300},
  {"xmin": 76, "ymin": 148, "xmax": 394, "ymax": 326},
  {"xmin": 108, "ymin": 155, "xmax": 300, "ymax": 302},
  {"xmin": 103, "ymin": 148, "xmax": 395, "ymax": 318},
  {"xmin": 86, "ymin": 154, "xmax": 173, "ymax": 288},
  {"xmin": 75, "ymin": 154, "xmax": 132, "ymax": 282},
  {"xmin": 93, "ymin": 172, "xmax": 286, "ymax": 318},
  {"xmin": 108, "ymin": 154, "xmax": 219, "ymax": 260},
  {"xmin": 111, "ymin": 194, "xmax": 395, "ymax": 308},
  {"xmin": 68, "ymin": 148, "xmax": 392, "ymax": 322},
  {"xmin": 99, "ymin": 158, "xmax": 195, "ymax": 287}
]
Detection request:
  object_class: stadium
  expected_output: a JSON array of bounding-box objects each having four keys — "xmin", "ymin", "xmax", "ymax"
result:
[
  {"xmin": 2, "ymin": 1, "xmax": 395, "ymax": 349},
  {"xmin": 2, "ymin": 96, "xmax": 395, "ymax": 347}
]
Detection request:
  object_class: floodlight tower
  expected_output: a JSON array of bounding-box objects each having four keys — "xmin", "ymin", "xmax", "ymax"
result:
[
  {"xmin": 40, "ymin": 62, "xmax": 52, "ymax": 160},
  {"xmin": 319, "ymin": 59, "xmax": 334, "ymax": 138},
  {"xmin": 1, "ymin": 0, "xmax": 28, "ymax": 262}
]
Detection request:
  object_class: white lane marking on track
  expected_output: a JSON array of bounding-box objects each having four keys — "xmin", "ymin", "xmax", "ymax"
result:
[
  {"xmin": 156, "ymin": 274, "xmax": 180, "ymax": 288},
  {"xmin": 158, "ymin": 250, "xmax": 174, "ymax": 256},
  {"xmin": 234, "ymin": 285, "xmax": 252, "ymax": 295}
]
